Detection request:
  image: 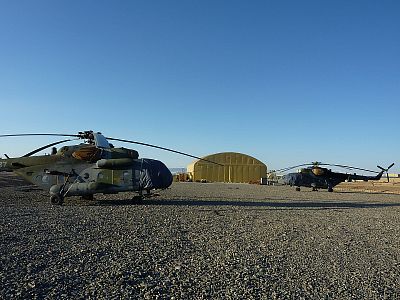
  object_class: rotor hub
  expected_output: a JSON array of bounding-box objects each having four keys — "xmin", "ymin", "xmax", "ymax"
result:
[{"xmin": 78, "ymin": 131, "xmax": 97, "ymax": 144}]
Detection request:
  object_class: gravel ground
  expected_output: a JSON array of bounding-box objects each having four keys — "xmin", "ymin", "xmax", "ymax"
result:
[{"xmin": 1, "ymin": 174, "xmax": 400, "ymax": 299}]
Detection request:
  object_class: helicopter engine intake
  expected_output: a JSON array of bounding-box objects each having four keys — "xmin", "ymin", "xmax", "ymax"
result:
[{"xmin": 96, "ymin": 158, "xmax": 134, "ymax": 169}]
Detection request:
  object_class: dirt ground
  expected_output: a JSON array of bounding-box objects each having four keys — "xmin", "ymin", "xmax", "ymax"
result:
[
  {"xmin": 336, "ymin": 180, "xmax": 400, "ymax": 195},
  {"xmin": 1, "ymin": 173, "xmax": 400, "ymax": 299}
]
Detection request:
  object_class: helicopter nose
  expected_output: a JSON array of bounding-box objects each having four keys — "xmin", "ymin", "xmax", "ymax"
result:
[
  {"xmin": 283, "ymin": 173, "xmax": 299, "ymax": 186},
  {"xmin": 140, "ymin": 159, "xmax": 173, "ymax": 190}
]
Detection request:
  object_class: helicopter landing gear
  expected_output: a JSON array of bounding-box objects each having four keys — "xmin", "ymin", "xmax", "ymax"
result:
[
  {"xmin": 328, "ymin": 187, "xmax": 334, "ymax": 192},
  {"xmin": 312, "ymin": 187, "xmax": 318, "ymax": 191},
  {"xmin": 50, "ymin": 194, "xmax": 64, "ymax": 205},
  {"xmin": 295, "ymin": 187, "xmax": 301, "ymax": 191}
]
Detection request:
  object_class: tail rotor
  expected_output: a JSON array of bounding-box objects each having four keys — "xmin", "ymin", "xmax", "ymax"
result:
[{"xmin": 377, "ymin": 163, "xmax": 395, "ymax": 182}]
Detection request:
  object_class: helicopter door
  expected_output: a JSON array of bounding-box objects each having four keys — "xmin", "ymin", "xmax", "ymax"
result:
[
  {"xmin": 121, "ymin": 171, "xmax": 131, "ymax": 185},
  {"xmin": 120, "ymin": 170, "xmax": 138, "ymax": 190},
  {"xmin": 132, "ymin": 169, "xmax": 142, "ymax": 190},
  {"xmin": 120, "ymin": 164, "xmax": 142, "ymax": 191}
]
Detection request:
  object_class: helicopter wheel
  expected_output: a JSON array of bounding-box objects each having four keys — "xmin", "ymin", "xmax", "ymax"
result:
[
  {"xmin": 295, "ymin": 187, "xmax": 301, "ymax": 191},
  {"xmin": 50, "ymin": 194, "xmax": 64, "ymax": 205}
]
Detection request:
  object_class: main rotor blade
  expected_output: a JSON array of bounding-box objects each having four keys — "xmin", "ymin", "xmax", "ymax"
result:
[
  {"xmin": 276, "ymin": 162, "xmax": 380, "ymax": 174},
  {"xmin": 106, "ymin": 137, "xmax": 224, "ymax": 166},
  {"xmin": 275, "ymin": 163, "xmax": 312, "ymax": 173},
  {"xmin": 318, "ymin": 163, "xmax": 379, "ymax": 174},
  {"xmin": 22, "ymin": 139, "xmax": 75, "ymax": 157},
  {"xmin": 0, "ymin": 133, "xmax": 80, "ymax": 138}
]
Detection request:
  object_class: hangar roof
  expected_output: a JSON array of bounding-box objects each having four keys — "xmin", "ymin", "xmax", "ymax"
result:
[{"xmin": 187, "ymin": 152, "xmax": 266, "ymax": 168}]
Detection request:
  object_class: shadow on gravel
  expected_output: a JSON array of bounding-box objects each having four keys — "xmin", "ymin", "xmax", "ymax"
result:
[
  {"xmin": 92, "ymin": 198, "xmax": 400, "ymax": 209},
  {"xmin": 334, "ymin": 190, "xmax": 400, "ymax": 196},
  {"xmin": 14, "ymin": 186, "xmax": 42, "ymax": 192},
  {"xmin": 0, "ymin": 175, "xmax": 32, "ymax": 188}
]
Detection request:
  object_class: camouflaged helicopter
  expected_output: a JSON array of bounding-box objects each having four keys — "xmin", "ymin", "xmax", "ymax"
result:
[
  {"xmin": 276, "ymin": 161, "xmax": 394, "ymax": 192},
  {"xmin": 0, "ymin": 131, "xmax": 219, "ymax": 205}
]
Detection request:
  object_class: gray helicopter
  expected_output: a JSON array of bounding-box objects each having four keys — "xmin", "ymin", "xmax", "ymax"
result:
[
  {"xmin": 276, "ymin": 162, "xmax": 394, "ymax": 192},
  {"xmin": 0, "ymin": 131, "xmax": 220, "ymax": 204}
]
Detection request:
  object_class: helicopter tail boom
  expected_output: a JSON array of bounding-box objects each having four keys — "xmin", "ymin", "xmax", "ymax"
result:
[
  {"xmin": 373, "ymin": 170, "xmax": 385, "ymax": 181},
  {"xmin": 347, "ymin": 163, "xmax": 394, "ymax": 182}
]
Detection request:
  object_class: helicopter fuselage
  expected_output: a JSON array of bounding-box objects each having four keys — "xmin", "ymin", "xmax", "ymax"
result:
[
  {"xmin": 282, "ymin": 172, "xmax": 343, "ymax": 190},
  {"xmin": 1, "ymin": 130, "xmax": 220, "ymax": 205},
  {"xmin": 0, "ymin": 144, "xmax": 173, "ymax": 203},
  {"xmin": 281, "ymin": 167, "xmax": 384, "ymax": 192}
]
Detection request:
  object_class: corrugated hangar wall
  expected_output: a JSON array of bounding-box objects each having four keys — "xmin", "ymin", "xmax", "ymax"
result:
[{"xmin": 187, "ymin": 152, "xmax": 267, "ymax": 183}]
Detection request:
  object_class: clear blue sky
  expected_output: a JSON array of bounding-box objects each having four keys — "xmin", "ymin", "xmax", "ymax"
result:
[{"xmin": 0, "ymin": 1, "xmax": 399, "ymax": 173}]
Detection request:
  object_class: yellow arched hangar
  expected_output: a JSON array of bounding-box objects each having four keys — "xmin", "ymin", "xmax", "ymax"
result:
[{"xmin": 187, "ymin": 152, "xmax": 267, "ymax": 183}]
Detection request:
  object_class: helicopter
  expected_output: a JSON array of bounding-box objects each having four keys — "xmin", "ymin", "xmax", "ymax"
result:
[
  {"xmin": 0, "ymin": 131, "xmax": 221, "ymax": 205},
  {"xmin": 275, "ymin": 162, "xmax": 395, "ymax": 192}
]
